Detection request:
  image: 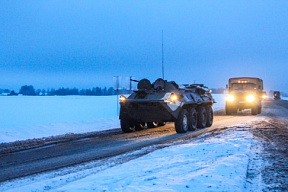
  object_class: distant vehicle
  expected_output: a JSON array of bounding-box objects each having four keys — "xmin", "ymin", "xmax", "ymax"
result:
[
  {"xmin": 273, "ymin": 91, "xmax": 281, "ymax": 100},
  {"xmin": 119, "ymin": 78, "xmax": 215, "ymax": 134},
  {"xmin": 225, "ymin": 77, "xmax": 263, "ymax": 115}
]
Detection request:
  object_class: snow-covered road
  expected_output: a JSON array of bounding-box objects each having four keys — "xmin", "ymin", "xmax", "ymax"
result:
[
  {"xmin": 1, "ymin": 98, "xmax": 288, "ymax": 191},
  {"xmin": 1, "ymin": 125, "xmax": 257, "ymax": 192}
]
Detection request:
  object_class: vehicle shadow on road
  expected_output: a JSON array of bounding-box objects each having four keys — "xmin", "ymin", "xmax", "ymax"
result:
[{"xmin": 214, "ymin": 109, "xmax": 255, "ymax": 116}]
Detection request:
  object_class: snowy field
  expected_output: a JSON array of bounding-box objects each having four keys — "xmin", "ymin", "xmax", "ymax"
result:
[{"xmin": 0, "ymin": 94, "xmax": 225, "ymax": 144}]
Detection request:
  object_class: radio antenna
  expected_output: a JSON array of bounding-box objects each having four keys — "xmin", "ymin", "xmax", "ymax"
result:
[{"xmin": 162, "ymin": 30, "xmax": 164, "ymax": 80}]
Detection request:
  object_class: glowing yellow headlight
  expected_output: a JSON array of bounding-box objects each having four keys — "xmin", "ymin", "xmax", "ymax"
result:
[
  {"xmin": 120, "ymin": 95, "xmax": 126, "ymax": 102},
  {"xmin": 171, "ymin": 95, "xmax": 177, "ymax": 102},
  {"xmin": 246, "ymin": 95, "xmax": 255, "ymax": 102},
  {"xmin": 226, "ymin": 94, "xmax": 235, "ymax": 102},
  {"xmin": 262, "ymin": 95, "xmax": 268, "ymax": 99},
  {"xmin": 170, "ymin": 93, "xmax": 178, "ymax": 103}
]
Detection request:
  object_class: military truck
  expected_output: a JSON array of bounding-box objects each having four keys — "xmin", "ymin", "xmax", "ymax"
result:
[
  {"xmin": 119, "ymin": 78, "xmax": 215, "ymax": 134},
  {"xmin": 225, "ymin": 77, "xmax": 263, "ymax": 115},
  {"xmin": 273, "ymin": 91, "xmax": 281, "ymax": 100}
]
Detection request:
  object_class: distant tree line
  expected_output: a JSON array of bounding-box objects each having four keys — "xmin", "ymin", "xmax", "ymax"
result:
[
  {"xmin": 2, "ymin": 86, "xmax": 286, "ymax": 97},
  {"xmin": 0, "ymin": 85, "xmax": 132, "ymax": 96},
  {"xmin": 0, "ymin": 89, "xmax": 11, "ymax": 94}
]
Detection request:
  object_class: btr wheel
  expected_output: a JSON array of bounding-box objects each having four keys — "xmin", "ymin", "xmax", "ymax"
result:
[
  {"xmin": 135, "ymin": 122, "xmax": 146, "ymax": 131},
  {"xmin": 188, "ymin": 108, "xmax": 197, "ymax": 131},
  {"xmin": 175, "ymin": 109, "xmax": 189, "ymax": 133},
  {"xmin": 258, "ymin": 105, "xmax": 262, "ymax": 114},
  {"xmin": 197, "ymin": 106, "xmax": 207, "ymax": 128},
  {"xmin": 121, "ymin": 119, "xmax": 135, "ymax": 133},
  {"xmin": 206, "ymin": 105, "xmax": 213, "ymax": 127},
  {"xmin": 158, "ymin": 122, "xmax": 166, "ymax": 126},
  {"xmin": 147, "ymin": 122, "xmax": 158, "ymax": 128}
]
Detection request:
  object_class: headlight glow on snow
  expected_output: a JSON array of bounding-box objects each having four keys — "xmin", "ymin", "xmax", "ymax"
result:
[
  {"xmin": 246, "ymin": 95, "xmax": 255, "ymax": 102},
  {"xmin": 226, "ymin": 94, "xmax": 235, "ymax": 102}
]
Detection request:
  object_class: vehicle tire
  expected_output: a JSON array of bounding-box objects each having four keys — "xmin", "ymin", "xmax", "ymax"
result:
[
  {"xmin": 135, "ymin": 122, "xmax": 146, "ymax": 131},
  {"xmin": 175, "ymin": 109, "xmax": 189, "ymax": 133},
  {"xmin": 251, "ymin": 106, "xmax": 258, "ymax": 115},
  {"xmin": 258, "ymin": 105, "xmax": 262, "ymax": 114},
  {"xmin": 121, "ymin": 119, "xmax": 135, "ymax": 133},
  {"xmin": 197, "ymin": 106, "xmax": 207, "ymax": 128},
  {"xmin": 158, "ymin": 122, "xmax": 166, "ymax": 126},
  {"xmin": 206, "ymin": 105, "xmax": 213, "ymax": 127},
  {"xmin": 147, "ymin": 122, "xmax": 158, "ymax": 128},
  {"xmin": 232, "ymin": 108, "xmax": 238, "ymax": 113},
  {"xmin": 225, "ymin": 104, "xmax": 232, "ymax": 115},
  {"xmin": 188, "ymin": 108, "xmax": 197, "ymax": 131}
]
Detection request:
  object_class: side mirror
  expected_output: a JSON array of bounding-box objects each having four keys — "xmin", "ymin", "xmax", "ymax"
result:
[{"xmin": 226, "ymin": 84, "xmax": 228, "ymax": 89}]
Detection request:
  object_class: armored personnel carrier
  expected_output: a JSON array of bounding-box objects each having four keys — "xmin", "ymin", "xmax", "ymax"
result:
[{"xmin": 119, "ymin": 78, "xmax": 215, "ymax": 134}]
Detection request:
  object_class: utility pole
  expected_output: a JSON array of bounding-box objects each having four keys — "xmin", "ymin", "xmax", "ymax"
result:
[{"xmin": 113, "ymin": 76, "xmax": 120, "ymax": 116}]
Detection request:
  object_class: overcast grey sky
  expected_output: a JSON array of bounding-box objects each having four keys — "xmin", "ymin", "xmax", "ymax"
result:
[{"xmin": 1, "ymin": 0, "xmax": 288, "ymax": 92}]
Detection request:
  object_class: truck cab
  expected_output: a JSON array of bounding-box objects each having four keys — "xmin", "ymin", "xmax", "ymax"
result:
[
  {"xmin": 225, "ymin": 77, "xmax": 263, "ymax": 115},
  {"xmin": 273, "ymin": 91, "xmax": 281, "ymax": 100}
]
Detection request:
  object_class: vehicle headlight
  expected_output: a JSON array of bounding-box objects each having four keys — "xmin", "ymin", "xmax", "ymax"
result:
[
  {"xmin": 120, "ymin": 95, "xmax": 126, "ymax": 102},
  {"xmin": 226, "ymin": 94, "xmax": 235, "ymax": 102},
  {"xmin": 246, "ymin": 95, "xmax": 255, "ymax": 102},
  {"xmin": 170, "ymin": 93, "xmax": 178, "ymax": 103},
  {"xmin": 262, "ymin": 95, "xmax": 268, "ymax": 99}
]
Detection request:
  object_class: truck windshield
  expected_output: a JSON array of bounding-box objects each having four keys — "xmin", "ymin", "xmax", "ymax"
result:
[{"xmin": 231, "ymin": 83, "xmax": 257, "ymax": 90}]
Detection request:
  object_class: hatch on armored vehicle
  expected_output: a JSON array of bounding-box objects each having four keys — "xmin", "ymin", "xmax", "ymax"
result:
[{"xmin": 119, "ymin": 78, "xmax": 215, "ymax": 134}]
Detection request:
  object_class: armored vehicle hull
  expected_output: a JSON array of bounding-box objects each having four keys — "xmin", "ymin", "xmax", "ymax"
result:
[{"xmin": 119, "ymin": 78, "xmax": 215, "ymax": 133}]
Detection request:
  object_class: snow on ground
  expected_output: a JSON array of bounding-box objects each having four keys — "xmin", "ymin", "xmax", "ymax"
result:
[
  {"xmin": 282, "ymin": 96, "xmax": 288, "ymax": 101},
  {"xmin": 0, "ymin": 96, "xmax": 119, "ymax": 143},
  {"xmin": 0, "ymin": 94, "xmax": 225, "ymax": 143},
  {"xmin": 0, "ymin": 126, "xmax": 255, "ymax": 192}
]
